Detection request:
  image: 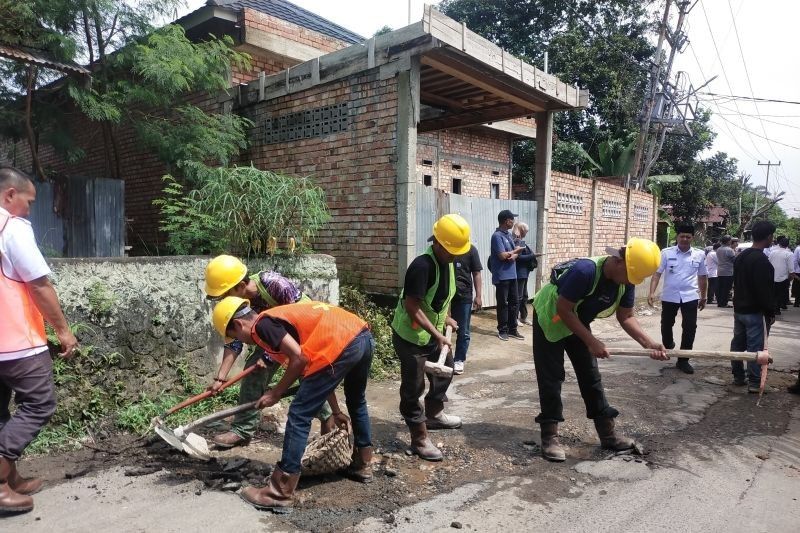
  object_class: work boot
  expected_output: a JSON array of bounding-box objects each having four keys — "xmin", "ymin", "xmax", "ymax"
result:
[
  {"xmin": 676, "ymin": 358, "xmax": 695, "ymax": 374},
  {"xmin": 0, "ymin": 457, "xmax": 34, "ymax": 513},
  {"xmin": 787, "ymin": 374, "xmax": 800, "ymax": 395},
  {"xmin": 344, "ymin": 447, "xmax": 373, "ymax": 483},
  {"xmin": 320, "ymin": 416, "xmax": 335, "ymax": 435},
  {"xmin": 8, "ymin": 461, "xmax": 43, "ymax": 495},
  {"xmin": 594, "ymin": 418, "xmax": 635, "ymax": 451},
  {"xmin": 240, "ymin": 465, "xmax": 299, "ymax": 513},
  {"xmin": 409, "ymin": 422, "xmax": 443, "ymax": 461},
  {"xmin": 539, "ymin": 423, "xmax": 566, "ymax": 462},
  {"xmin": 425, "ymin": 400, "xmax": 462, "ymax": 430},
  {"xmin": 212, "ymin": 431, "xmax": 250, "ymax": 449}
]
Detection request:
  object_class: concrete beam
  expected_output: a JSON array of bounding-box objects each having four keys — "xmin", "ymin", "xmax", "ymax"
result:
[
  {"xmin": 533, "ymin": 111, "xmax": 553, "ymax": 290},
  {"xmin": 241, "ymin": 26, "xmax": 325, "ymax": 63},
  {"xmin": 395, "ymin": 57, "xmax": 421, "ymax": 289},
  {"xmin": 482, "ymin": 119, "xmax": 536, "ymax": 139}
]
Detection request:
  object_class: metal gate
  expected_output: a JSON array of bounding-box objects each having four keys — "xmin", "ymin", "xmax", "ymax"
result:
[{"xmin": 414, "ymin": 183, "xmax": 537, "ymax": 308}]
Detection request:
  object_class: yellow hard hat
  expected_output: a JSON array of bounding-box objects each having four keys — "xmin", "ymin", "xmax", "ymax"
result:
[
  {"xmin": 432, "ymin": 214, "xmax": 471, "ymax": 255},
  {"xmin": 212, "ymin": 296, "xmax": 249, "ymax": 340},
  {"xmin": 623, "ymin": 237, "xmax": 661, "ymax": 285},
  {"xmin": 205, "ymin": 255, "xmax": 247, "ymax": 297}
]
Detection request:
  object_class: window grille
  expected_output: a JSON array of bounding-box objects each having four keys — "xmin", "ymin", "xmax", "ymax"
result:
[{"xmin": 556, "ymin": 192, "xmax": 583, "ymax": 215}]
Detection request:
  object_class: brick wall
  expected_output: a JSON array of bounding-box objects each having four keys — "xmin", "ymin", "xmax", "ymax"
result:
[
  {"xmin": 237, "ymin": 70, "xmax": 399, "ymax": 294},
  {"xmin": 417, "ymin": 128, "xmax": 511, "ymax": 199},
  {"xmin": 543, "ymin": 171, "xmax": 655, "ymax": 280}
]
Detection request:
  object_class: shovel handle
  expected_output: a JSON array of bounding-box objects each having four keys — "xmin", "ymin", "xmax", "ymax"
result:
[
  {"xmin": 437, "ymin": 325, "xmax": 453, "ymax": 365},
  {"xmin": 162, "ymin": 364, "xmax": 259, "ymax": 418}
]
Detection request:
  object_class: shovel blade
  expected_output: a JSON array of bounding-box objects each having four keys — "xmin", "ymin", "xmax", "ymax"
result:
[
  {"xmin": 181, "ymin": 432, "xmax": 212, "ymax": 461},
  {"xmin": 154, "ymin": 423, "xmax": 185, "ymax": 452}
]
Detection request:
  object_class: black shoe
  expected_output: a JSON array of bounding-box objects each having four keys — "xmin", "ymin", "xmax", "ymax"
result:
[
  {"xmin": 676, "ymin": 358, "xmax": 694, "ymax": 374},
  {"xmin": 508, "ymin": 331, "xmax": 525, "ymax": 340},
  {"xmin": 497, "ymin": 332, "xmax": 509, "ymax": 341},
  {"xmin": 794, "ymin": 301, "xmax": 799, "ymax": 308},
  {"xmin": 733, "ymin": 376, "xmax": 746, "ymax": 386}
]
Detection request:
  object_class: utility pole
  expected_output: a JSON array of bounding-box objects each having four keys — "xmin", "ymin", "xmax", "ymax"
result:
[{"xmin": 756, "ymin": 160, "xmax": 781, "ymax": 213}]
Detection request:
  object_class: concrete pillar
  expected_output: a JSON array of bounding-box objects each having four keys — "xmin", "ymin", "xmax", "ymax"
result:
[
  {"xmin": 395, "ymin": 58, "xmax": 420, "ymax": 289},
  {"xmin": 533, "ymin": 111, "xmax": 553, "ymax": 290}
]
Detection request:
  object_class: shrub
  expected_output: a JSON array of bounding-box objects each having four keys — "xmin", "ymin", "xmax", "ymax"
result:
[{"xmin": 339, "ymin": 285, "xmax": 398, "ymax": 379}]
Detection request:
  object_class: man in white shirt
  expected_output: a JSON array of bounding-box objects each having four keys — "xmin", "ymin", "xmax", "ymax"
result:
[
  {"xmin": 768, "ymin": 236, "xmax": 795, "ymax": 314},
  {"xmin": 648, "ymin": 224, "xmax": 708, "ymax": 374},
  {"xmin": 705, "ymin": 242, "xmax": 720, "ymax": 304},
  {"xmin": 792, "ymin": 243, "xmax": 800, "ymax": 307},
  {"xmin": 0, "ymin": 166, "xmax": 77, "ymax": 513}
]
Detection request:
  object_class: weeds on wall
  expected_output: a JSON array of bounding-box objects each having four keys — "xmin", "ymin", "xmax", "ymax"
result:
[
  {"xmin": 339, "ymin": 285, "xmax": 398, "ymax": 379},
  {"xmin": 154, "ymin": 163, "xmax": 331, "ymax": 256}
]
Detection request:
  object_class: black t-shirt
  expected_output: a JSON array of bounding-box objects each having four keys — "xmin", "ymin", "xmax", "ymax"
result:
[
  {"xmin": 253, "ymin": 316, "xmax": 300, "ymax": 352},
  {"xmin": 403, "ymin": 253, "xmax": 451, "ymax": 312},
  {"xmin": 453, "ymin": 245, "xmax": 482, "ymax": 301}
]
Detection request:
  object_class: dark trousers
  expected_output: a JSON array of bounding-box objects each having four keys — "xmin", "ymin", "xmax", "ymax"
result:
[
  {"xmin": 532, "ymin": 317, "xmax": 618, "ymax": 424},
  {"xmin": 0, "ymin": 351, "xmax": 57, "ymax": 460},
  {"xmin": 495, "ymin": 279, "xmax": 519, "ymax": 334},
  {"xmin": 717, "ymin": 276, "xmax": 733, "ymax": 307},
  {"xmin": 792, "ymin": 278, "xmax": 800, "ymax": 305},
  {"xmin": 660, "ymin": 300, "xmax": 699, "ymax": 355},
  {"xmin": 774, "ymin": 279, "xmax": 791, "ymax": 310},
  {"xmin": 517, "ymin": 277, "xmax": 530, "ymax": 321},
  {"xmin": 707, "ymin": 277, "xmax": 718, "ymax": 303},
  {"xmin": 393, "ymin": 331, "xmax": 453, "ymax": 425},
  {"xmin": 280, "ymin": 330, "xmax": 374, "ymax": 474}
]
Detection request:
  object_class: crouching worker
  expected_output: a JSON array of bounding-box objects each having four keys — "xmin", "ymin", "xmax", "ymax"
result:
[
  {"xmin": 532, "ymin": 238, "xmax": 668, "ymax": 462},
  {"xmin": 204, "ymin": 255, "xmax": 334, "ymax": 448},
  {"xmin": 212, "ymin": 297, "xmax": 374, "ymax": 512}
]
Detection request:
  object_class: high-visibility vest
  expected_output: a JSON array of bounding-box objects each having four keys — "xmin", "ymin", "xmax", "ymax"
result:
[
  {"xmin": 0, "ymin": 213, "xmax": 47, "ymax": 358},
  {"xmin": 250, "ymin": 301, "xmax": 367, "ymax": 377}
]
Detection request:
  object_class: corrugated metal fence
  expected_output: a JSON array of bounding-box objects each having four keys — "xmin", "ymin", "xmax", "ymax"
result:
[
  {"xmin": 29, "ymin": 177, "xmax": 125, "ymax": 257},
  {"xmin": 414, "ymin": 183, "xmax": 537, "ymax": 308}
]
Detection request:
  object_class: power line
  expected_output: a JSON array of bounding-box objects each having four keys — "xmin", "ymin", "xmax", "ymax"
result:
[
  {"xmin": 698, "ymin": 93, "xmax": 800, "ymax": 105},
  {"xmin": 713, "ymin": 113, "xmax": 800, "ymax": 150}
]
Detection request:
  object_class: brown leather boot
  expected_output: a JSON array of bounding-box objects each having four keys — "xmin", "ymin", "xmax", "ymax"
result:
[
  {"xmin": 240, "ymin": 465, "xmax": 299, "ymax": 513},
  {"xmin": 0, "ymin": 457, "xmax": 34, "ymax": 513},
  {"xmin": 319, "ymin": 415, "xmax": 336, "ymax": 435},
  {"xmin": 594, "ymin": 418, "xmax": 635, "ymax": 451},
  {"xmin": 8, "ymin": 461, "xmax": 43, "ymax": 495},
  {"xmin": 409, "ymin": 422, "xmax": 443, "ymax": 461},
  {"xmin": 539, "ymin": 423, "xmax": 566, "ymax": 462},
  {"xmin": 344, "ymin": 446, "xmax": 373, "ymax": 483},
  {"xmin": 212, "ymin": 431, "xmax": 250, "ymax": 449}
]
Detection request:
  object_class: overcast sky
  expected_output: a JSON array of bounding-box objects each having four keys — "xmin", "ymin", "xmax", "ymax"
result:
[{"xmin": 182, "ymin": 0, "xmax": 800, "ymax": 213}]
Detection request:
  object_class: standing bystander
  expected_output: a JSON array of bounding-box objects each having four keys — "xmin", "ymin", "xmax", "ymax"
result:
[
  {"xmin": 768, "ymin": 236, "xmax": 795, "ymax": 314},
  {"xmin": 647, "ymin": 224, "xmax": 708, "ymax": 374},
  {"xmin": 0, "ymin": 166, "xmax": 78, "ymax": 513},
  {"xmin": 490, "ymin": 210, "xmax": 525, "ymax": 341},
  {"xmin": 705, "ymin": 242, "xmax": 720, "ymax": 304},
  {"xmin": 715, "ymin": 235, "xmax": 736, "ymax": 307},
  {"xmin": 793, "ymin": 241, "xmax": 800, "ymax": 307},
  {"xmin": 512, "ymin": 222, "xmax": 537, "ymax": 326},
  {"xmin": 730, "ymin": 221, "xmax": 776, "ymax": 392},
  {"xmin": 450, "ymin": 244, "xmax": 483, "ymax": 375}
]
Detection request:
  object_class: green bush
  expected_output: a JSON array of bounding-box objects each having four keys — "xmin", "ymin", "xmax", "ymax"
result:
[
  {"xmin": 339, "ymin": 285, "xmax": 398, "ymax": 379},
  {"xmin": 154, "ymin": 163, "xmax": 331, "ymax": 256}
]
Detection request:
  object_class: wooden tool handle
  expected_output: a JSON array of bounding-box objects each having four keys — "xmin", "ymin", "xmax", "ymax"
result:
[
  {"xmin": 607, "ymin": 348, "xmax": 771, "ymax": 363},
  {"xmin": 437, "ymin": 325, "xmax": 453, "ymax": 365},
  {"xmin": 162, "ymin": 365, "xmax": 259, "ymax": 418}
]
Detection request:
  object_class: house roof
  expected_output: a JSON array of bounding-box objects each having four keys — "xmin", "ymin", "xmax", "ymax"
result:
[
  {"xmin": 207, "ymin": 0, "xmax": 364, "ymax": 44},
  {"xmin": 0, "ymin": 44, "xmax": 90, "ymax": 77},
  {"xmin": 701, "ymin": 206, "xmax": 729, "ymax": 224}
]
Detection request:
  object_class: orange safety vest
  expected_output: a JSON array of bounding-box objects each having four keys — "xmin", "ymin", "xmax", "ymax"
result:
[
  {"xmin": 0, "ymin": 213, "xmax": 47, "ymax": 358},
  {"xmin": 250, "ymin": 301, "xmax": 367, "ymax": 377}
]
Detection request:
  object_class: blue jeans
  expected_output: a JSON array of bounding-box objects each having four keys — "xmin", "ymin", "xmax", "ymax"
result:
[
  {"xmin": 279, "ymin": 330, "xmax": 374, "ymax": 474},
  {"xmin": 450, "ymin": 299, "xmax": 472, "ymax": 363},
  {"xmin": 730, "ymin": 313, "xmax": 765, "ymax": 386}
]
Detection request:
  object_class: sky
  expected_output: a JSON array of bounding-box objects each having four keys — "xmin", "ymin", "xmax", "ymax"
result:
[{"xmin": 181, "ymin": 0, "xmax": 800, "ymax": 213}]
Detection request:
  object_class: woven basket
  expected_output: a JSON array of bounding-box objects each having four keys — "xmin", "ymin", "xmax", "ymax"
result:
[{"xmin": 301, "ymin": 427, "xmax": 352, "ymax": 476}]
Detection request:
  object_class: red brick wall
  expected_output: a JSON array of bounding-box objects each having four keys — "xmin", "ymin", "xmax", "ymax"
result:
[
  {"xmin": 545, "ymin": 171, "xmax": 594, "ymax": 275},
  {"xmin": 417, "ymin": 128, "xmax": 510, "ymax": 198},
  {"xmin": 592, "ymin": 181, "xmax": 628, "ymax": 256},
  {"xmin": 236, "ymin": 70, "xmax": 399, "ymax": 294}
]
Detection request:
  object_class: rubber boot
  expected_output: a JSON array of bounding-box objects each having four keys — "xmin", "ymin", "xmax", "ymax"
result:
[
  {"xmin": 539, "ymin": 423, "xmax": 566, "ymax": 462},
  {"xmin": 424, "ymin": 400, "xmax": 462, "ymax": 430},
  {"xmin": 409, "ymin": 422, "xmax": 443, "ymax": 461},
  {"xmin": 8, "ymin": 461, "xmax": 43, "ymax": 495},
  {"xmin": 0, "ymin": 457, "xmax": 34, "ymax": 513},
  {"xmin": 320, "ymin": 415, "xmax": 336, "ymax": 435},
  {"xmin": 344, "ymin": 446, "xmax": 373, "ymax": 483},
  {"xmin": 240, "ymin": 465, "xmax": 299, "ymax": 513},
  {"xmin": 594, "ymin": 418, "xmax": 635, "ymax": 451}
]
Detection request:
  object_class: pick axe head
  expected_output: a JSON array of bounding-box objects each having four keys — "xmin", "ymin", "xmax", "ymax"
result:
[{"xmin": 424, "ymin": 325, "xmax": 453, "ymax": 377}]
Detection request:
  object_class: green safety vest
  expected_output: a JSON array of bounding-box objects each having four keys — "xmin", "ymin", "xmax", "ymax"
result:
[
  {"xmin": 391, "ymin": 247, "xmax": 456, "ymax": 346},
  {"xmin": 533, "ymin": 256, "xmax": 625, "ymax": 343},
  {"xmin": 250, "ymin": 272, "xmax": 310, "ymax": 309}
]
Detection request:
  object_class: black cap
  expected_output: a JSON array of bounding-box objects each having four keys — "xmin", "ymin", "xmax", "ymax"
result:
[{"xmin": 498, "ymin": 209, "xmax": 518, "ymax": 223}]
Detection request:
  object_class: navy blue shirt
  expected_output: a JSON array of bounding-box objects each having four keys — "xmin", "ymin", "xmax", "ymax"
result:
[
  {"xmin": 556, "ymin": 259, "xmax": 635, "ymax": 325},
  {"xmin": 490, "ymin": 228, "xmax": 517, "ymax": 283}
]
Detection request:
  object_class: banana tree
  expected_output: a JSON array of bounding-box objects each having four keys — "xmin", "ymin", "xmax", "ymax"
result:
[{"xmin": 576, "ymin": 138, "xmax": 637, "ymax": 177}]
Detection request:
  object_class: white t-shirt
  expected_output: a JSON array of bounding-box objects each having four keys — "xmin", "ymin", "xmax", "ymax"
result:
[
  {"xmin": 768, "ymin": 247, "xmax": 794, "ymax": 282},
  {"xmin": 0, "ymin": 206, "xmax": 51, "ymax": 360}
]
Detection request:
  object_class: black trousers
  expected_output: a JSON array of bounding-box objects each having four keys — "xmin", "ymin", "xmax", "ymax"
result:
[
  {"xmin": 517, "ymin": 277, "xmax": 530, "ymax": 321},
  {"xmin": 532, "ymin": 317, "xmax": 618, "ymax": 424},
  {"xmin": 707, "ymin": 277, "xmax": 718, "ymax": 303},
  {"xmin": 793, "ymin": 277, "xmax": 800, "ymax": 305},
  {"xmin": 660, "ymin": 300, "xmax": 698, "ymax": 355},
  {"xmin": 495, "ymin": 279, "xmax": 519, "ymax": 334},
  {"xmin": 393, "ymin": 332, "xmax": 453, "ymax": 425},
  {"xmin": 774, "ymin": 279, "xmax": 791, "ymax": 310},
  {"xmin": 717, "ymin": 276, "xmax": 733, "ymax": 307}
]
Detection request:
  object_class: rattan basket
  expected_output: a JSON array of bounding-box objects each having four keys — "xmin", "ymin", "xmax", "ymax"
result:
[{"xmin": 301, "ymin": 427, "xmax": 352, "ymax": 475}]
